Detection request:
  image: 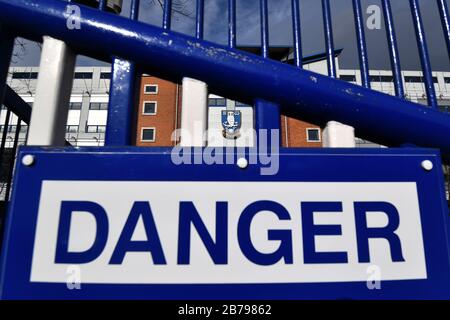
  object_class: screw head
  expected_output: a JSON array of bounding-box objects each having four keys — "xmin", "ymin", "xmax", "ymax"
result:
[
  {"xmin": 421, "ymin": 160, "xmax": 433, "ymax": 171},
  {"xmin": 237, "ymin": 157, "xmax": 248, "ymax": 169},
  {"xmin": 22, "ymin": 154, "xmax": 35, "ymax": 167}
]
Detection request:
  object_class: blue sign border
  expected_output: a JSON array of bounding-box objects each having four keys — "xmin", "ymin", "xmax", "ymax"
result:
[{"xmin": 1, "ymin": 146, "xmax": 450, "ymax": 299}]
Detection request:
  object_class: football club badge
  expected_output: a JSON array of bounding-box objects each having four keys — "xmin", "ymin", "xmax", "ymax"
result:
[{"xmin": 222, "ymin": 110, "xmax": 242, "ymax": 139}]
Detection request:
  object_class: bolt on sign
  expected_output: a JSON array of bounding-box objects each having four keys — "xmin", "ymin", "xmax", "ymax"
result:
[{"xmin": 1, "ymin": 147, "xmax": 450, "ymax": 299}]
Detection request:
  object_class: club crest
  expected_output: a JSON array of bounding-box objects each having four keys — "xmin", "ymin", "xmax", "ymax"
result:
[{"xmin": 222, "ymin": 110, "xmax": 242, "ymax": 139}]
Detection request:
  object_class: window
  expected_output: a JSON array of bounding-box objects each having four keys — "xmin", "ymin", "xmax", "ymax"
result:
[
  {"xmin": 445, "ymin": 77, "xmax": 450, "ymax": 84},
  {"xmin": 439, "ymin": 105, "xmax": 450, "ymax": 113},
  {"xmin": 235, "ymin": 101, "xmax": 251, "ymax": 107},
  {"xmin": 141, "ymin": 128, "xmax": 156, "ymax": 142},
  {"xmin": 306, "ymin": 128, "xmax": 321, "ymax": 142},
  {"xmin": 0, "ymin": 125, "xmax": 28, "ymax": 133},
  {"xmin": 74, "ymin": 72, "xmax": 93, "ymax": 79},
  {"xmin": 66, "ymin": 125, "xmax": 79, "ymax": 133},
  {"xmin": 86, "ymin": 125, "xmax": 106, "ymax": 133},
  {"xmin": 143, "ymin": 101, "xmax": 157, "ymax": 115},
  {"xmin": 69, "ymin": 102, "xmax": 82, "ymax": 110},
  {"xmin": 144, "ymin": 85, "xmax": 158, "ymax": 94},
  {"xmin": 340, "ymin": 75, "xmax": 356, "ymax": 82},
  {"xmin": 12, "ymin": 72, "xmax": 38, "ymax": 79},
  {"xmin": 89, "ymin": 102, "xmax": 108, "ymax": 110},
  {"xmin": 100, "ymin": 72, "xmax": 111, "ymax": 79},
  {"xmin": 208, "ymin": 98, "xmax": 226, "ymax": 107},
  {"xmin": 404, "ymin": 76, "xmax": 438, "ymax": 84},
  {"xmin": 369, "ymin": 75, "xmax": 394, "ymax": 83},
  {"xmin": 380, "ymin": 75, "xmax": 394, "ymax": 82}
]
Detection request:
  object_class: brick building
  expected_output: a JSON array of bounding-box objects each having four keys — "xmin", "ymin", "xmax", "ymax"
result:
[{"xmin": 135, "ymin": 76, "xmax": 182, "ymax": 147}]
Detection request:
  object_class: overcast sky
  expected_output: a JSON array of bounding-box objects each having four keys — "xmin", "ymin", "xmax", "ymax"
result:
[{"xmin": 12, "ymin": 0, "xmax": 450, "ymax": 71}]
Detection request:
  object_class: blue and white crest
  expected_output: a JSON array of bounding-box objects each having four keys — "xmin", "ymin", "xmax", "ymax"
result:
[{"xmin": 221, "ymin": 110, "xmax": 242, "ymax": 139}]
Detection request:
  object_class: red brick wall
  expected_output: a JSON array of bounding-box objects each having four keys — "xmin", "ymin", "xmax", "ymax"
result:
[
  {"xmin": 135, "ymin": 76, "xmax": 181, "ymax": 147},
  {"xmin": 281, "ymin": 115, "xmax": 323, "ymax": 148}
]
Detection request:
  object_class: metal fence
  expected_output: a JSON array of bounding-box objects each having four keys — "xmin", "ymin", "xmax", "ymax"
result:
[{"xmin": 0, "ymin": 0, "xmax": 449, "ymax": 201}]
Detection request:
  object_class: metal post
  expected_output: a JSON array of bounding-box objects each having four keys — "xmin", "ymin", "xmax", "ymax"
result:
[
  {"xmin": 437, "ymin": 0, "xmax": 450, "ymax": 56},
  {"xmin": 409, "ymin": 0, "xmax": 438, "ymax": 108},
  {"xmin": 196, "ymin": 0, "xmax": 204, "ymax": 40},
  {"xmin": 352, "ymin": 0, "xmax": 370, "ymax": 89},
  {"xmin": 27, "ymin": 37, "xmax": 76, "ymax": 146},
  {"xmin": 228, "ymin": 0, "xmax": 236, "ymax": 49},
  {"xmin": 163, "ymin": 0, "xmax": 172, "ymax": 30},
  {"xmin": 322, "ymin": 0, "xmax": 355, "ymax": 147},
  {"xmin": 180, "ymin": 0, "xmax": 207, "ymax": 147},
  {"xmin": 254, "ymin": 0, "xmax": 280, "ymax": 139},
  {"xmin": 381, "ymin": 0, "xmax": 404, "ymax": 98},
  {"xmin": 105, "ymin": 0, "xmax": 139, "ymax": 146},
  {"xmin": 322, "ymin": 0, "xmax": 336, "ymax": 78},
  {"xmin": 291, "ymin": 0, "xmax": 303, "ymax": 68}
]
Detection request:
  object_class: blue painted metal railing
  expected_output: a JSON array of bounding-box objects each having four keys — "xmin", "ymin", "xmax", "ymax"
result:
[{"xmin": 0, "ymin": 0, "xmax": 449, "ymax": 157}]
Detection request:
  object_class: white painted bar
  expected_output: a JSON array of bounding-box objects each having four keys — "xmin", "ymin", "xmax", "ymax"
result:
[
  {"xmin": 323, "ymin": 121, "xmax": 356, "ymax": 148},
  {"xmin": 180, "ymin": 78, "xmax": 208, "ymax": 147},
  {"xmin": 27, "ymin": 37, "xmax": 76, "ymax": 146}
]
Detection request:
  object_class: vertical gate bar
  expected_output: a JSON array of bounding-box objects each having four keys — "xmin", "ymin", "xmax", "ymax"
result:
[
  {"xmin": 182, "ymin": 0, "xmax": 207, "ymax": 148},
  {"xmin": 163, "ymin": 0, "xmax": 172, "ymax": 30},
  {"xmin": 321, "ymin": 0, "xmax": 336, "ymax": 78},
  {"xmin": 291, "ymin": 0, "xmax": 303, "ymax": 68},
  {"xmin": 321, "ymin": 0, "xmax": 355, "ymax": 147},
  {"xmin": 130, "ymin": 0, "xmax": 140, "ymax": 20},
  {"xmin": 105, "ymin": 0, "xmax": 140, "ymax": 146},
  {"xmin": 409, "ymin": 0, "xmax": 438, "ymax": 108},
  {"xmin": 196, "ymin": 0, "xmax": 204, "ymax": 39},
  {"xmin": 254, "ymin": 0, "xmax": 280, "ymax": 139},
  {"xmin": 98, "ymin": 0, "xmax": 107, "ymax": 11},
  {"xmin": 381, "ymin": 0, "xmax": 405, "ymax": 98},
  {"xmin": 180, "ymin": 78, "xmax": 208, "ymax": 147},
  {"xmin": 5, "ymin": 117, "xmax": 20, "ymax": 200},
  {"xmin": 0, "ymin": 27, "xmax": 14, "ymax": 107},
  {"xmin": 27, "ymin": 37, "xmax": 76, "ymax": 146},
  {"xmin": 352, "ymin": 0, "xmax": 370, "ymax": 88},
  {"xmin": 437, "ymin": 0, "xmax": 450, "ymax": 55},
  {"xmin": 254, "ymin": 99, "xmax": 281, "ymax": 145},
  {"xmin": 228, "ymin": 0, "xmax": 236, "ymax": 48},
  {"xmin": 260, "ymin": 0, "xmax": 269, "ymax": 59}
]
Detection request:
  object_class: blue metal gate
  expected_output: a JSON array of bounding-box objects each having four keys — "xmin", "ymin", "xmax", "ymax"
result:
[{"xmin": 0, "ymin": 0, "xmax": 449, "ymax": 299}]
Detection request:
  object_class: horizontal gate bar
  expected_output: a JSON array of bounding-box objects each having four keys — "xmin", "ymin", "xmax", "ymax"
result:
[{"xmin": 1, "ymin": 0, "xmax": 450, "ymax": 158}]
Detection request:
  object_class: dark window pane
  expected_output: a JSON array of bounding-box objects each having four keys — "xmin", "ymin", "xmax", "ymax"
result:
[
  {"xmin": 69, "ymin": 102, "xmax": 82, "ymax": 110},
  {"xmin": 145, "ymin": 85, "xmax": 158, "ymax": 93},
  {"xmin": 404, "ymin": 76, "xmax": 422, "ymax": 83},
  {"xmin": 12, "ymin": 72, "xmax": 38, "ymax": 79},
  {"xmin": 100, "ymin": 72, "xmax": 111, "ymax": 79},
  {"xmin": 439, "ymin": 106, "xmax": 450, "ymax": 113},
  {"xmin": 340, "ymin": 75, "xmax": 356, "ymax": 82},
  {"xmin": 66, "ymin": 125, "xmax": 79, "ymax": 133},
  {"xmin": 142, "ymin": 128, "xmax": 155, "ymax": 141},
  {"xmin": 307, "ymin": 129, "xmax": 320, "ymax": 142},
  {"xmin": 208, "ymin": 98, "xmax": 226, "ymax": 107},
  {"xmin": 74, "ymin": 72, "xmax": 93, "ymax": 79},
  {"xmin": 144, "ymin": 102, "xmax": 156, "ymax": 114},
  {"xmin": 445, "ymin": 77, "xmax": 450, "ymax": 84},
  {"xmin": 380, "ymin": 76, "xmax": 393, "ymax": 82},
  {"xmin": 235, "ymin": 101, "xmax": 251, "ymax": 107},
  {"xmin": 89, "ymin": 103, "xmax": 100, "ymax": 110}
]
